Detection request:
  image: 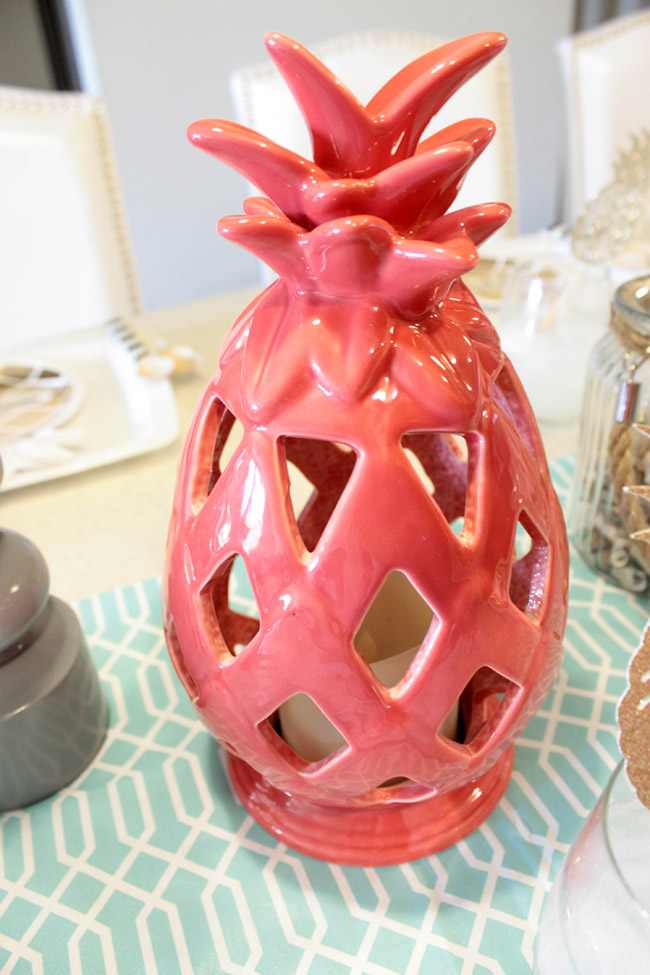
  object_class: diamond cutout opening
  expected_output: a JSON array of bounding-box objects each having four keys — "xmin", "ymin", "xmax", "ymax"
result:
[
  {"xmin": 400, "ymin": 432, "xmax": 469, "ymax": 530},
  {"xmin": 354, "ymin": 571, "xmax": 436, "ymax": 688},
  {"xmin": 440, "ymin": 666, "xmax": 519, "ymax": 751},
  {"xmin": 165, "ymin": 621, "xmax": 198, "ymax": 700},
  {"xmin": 254, "ymin": 716, "xmax": 310, "ymax": 773},
  {"xmin": 514, "ymin": 518, "xmax": 533, "ymax": 560},
  {"xmin": 278, "ymin": 436, "xmax": 358, "ymax": 552},
  {"xmin": 492, "ymin": 366, "xmax": 537, "ymax": 455},
  {"xmin": 199, "ymin": 554, "xmax": 260, "ymax": 659},
  {"xmin": 509, "ymin": 510, "xmax": 549, "ymax": 620},
  {"xmin": 450, "ymin": 516, "xmax": 464, "ymax": 537},
  {"xmin": 448, "ymin": 433, "xmax": 469, "ymax": 462},
  {"xmin": 286, "ymin": 459, "xmax": 315, "ymax": 531},
  {"xmin": 206, "ymin": 401, "xmax": 245, "ymax": 496},
  {"xmin": 270, "ymin": 695, "xmax": 349, "ymax": 765},
  {"xmin": 378, "ymin": 776, "xmax": 412, "ymax": 789},
  {"xmin": 402, "ymin": 446, "xmax": 435, "ymax": 495}
]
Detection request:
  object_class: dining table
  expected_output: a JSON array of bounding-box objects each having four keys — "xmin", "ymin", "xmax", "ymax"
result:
[{"xmin": 0, "ymin": 280, "xmax": 647, "ymax": 974}]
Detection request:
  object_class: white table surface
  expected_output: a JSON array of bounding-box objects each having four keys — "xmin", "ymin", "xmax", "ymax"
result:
[{"xmin": 0, "ymin": 285, "xmax": 579, "ymax": 603}]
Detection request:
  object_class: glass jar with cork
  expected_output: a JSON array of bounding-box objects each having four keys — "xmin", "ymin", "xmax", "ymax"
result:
[{"xmin": 570, "ymin": 275, "xmax": 650, "ymax": 594}]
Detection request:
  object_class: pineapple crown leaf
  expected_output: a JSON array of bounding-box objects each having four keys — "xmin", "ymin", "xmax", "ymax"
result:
[
  {"xmin": 264, "ymin": 31, "xmax": 506, "ymax": 177},
  {"xmin": 417, "ymin": 118, "xmax": 495, "ymax": 160},
  {"xmin": 188, "ymin": 117, "xmax": 496, "ymax": 236},
  {"xmin": 188, "ymin": 118, "xmax": 319, "ymax": 223},
  {"xmin": 423, "ymin": 203, "xmax": 511, "ymax": 245},
  {"xmin": 232, "ymin": 198, "xmax": 511, "ymax": 252},
  {"xmin": 242, "ymin": 196, "xmax": 286, "ymax": 218},
  {"xmin": 218, "ymin": 211, "xmax": 478, "ymax": 311}
]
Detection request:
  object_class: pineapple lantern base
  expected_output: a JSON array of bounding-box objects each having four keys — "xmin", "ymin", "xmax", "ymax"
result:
[{"xmin": 227, "ymin": 748, "xmax": 514, "ymax": 867}]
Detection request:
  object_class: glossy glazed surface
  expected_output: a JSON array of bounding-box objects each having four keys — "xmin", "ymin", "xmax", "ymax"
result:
[
  {"xmin": 228, "ymin": 746, "xmax": 515, "ymax": 867},
  {"xmin": 163, "ymin": 32, "xmax": 569, "ymax": 849},
  {"xmin": 0, "ymin": 529, "xmax": 49, "ymax": 660},
  {"xmin": 0, "ymin": 597, "xmax": 107, "ymax": 811}
]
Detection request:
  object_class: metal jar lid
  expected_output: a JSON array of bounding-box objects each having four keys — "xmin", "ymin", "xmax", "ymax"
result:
[{"xmin": 611, "ymin": 276, "xmax": 650, "ymax": 352}]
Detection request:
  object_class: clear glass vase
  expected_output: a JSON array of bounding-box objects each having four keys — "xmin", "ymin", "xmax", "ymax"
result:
[
  {"xmin": 569, "ymin": 275, "xmax": 650, "ymax": 594},
  {"xmin": 535, "ymin": 761, "xmax": 650, "ymax": 974}
]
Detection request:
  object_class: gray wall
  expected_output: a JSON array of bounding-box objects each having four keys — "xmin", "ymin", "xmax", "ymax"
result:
[
  {"xmin": 64, "ymin": 0, "xmax": 575, "ymax": 309},
  {"xmin": 0, "ymin": 0, "xmax": 56, "ymax": 89}
]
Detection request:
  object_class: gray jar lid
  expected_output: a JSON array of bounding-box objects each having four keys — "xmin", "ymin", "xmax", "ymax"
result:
[{"xmin": 0, "ymin": 529, "xmax": 50, "ymax": 663}]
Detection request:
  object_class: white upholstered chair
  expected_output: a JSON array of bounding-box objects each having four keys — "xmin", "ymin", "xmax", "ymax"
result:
[
  {"xmin": 0, "ymin": 86, "xmax": 141, "ymax": 352},
  {"xmin": 557, "ymin": 10, "xmax": 650, "ymax": 223},
  {"xmin": 229, "ymin": 30, "xmax": 519, "ymax": 258}
]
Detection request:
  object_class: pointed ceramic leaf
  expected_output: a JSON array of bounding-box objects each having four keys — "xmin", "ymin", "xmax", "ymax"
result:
[
  {"xmin": 243, "ymin": 197, "xmax": 286, "ymax": 218},
  {"xmin": 417, "ymin": 118, "xmax": 496, "ymax": 159},
  {"xmin": 307, "ymin": 303, "xmax": 394, "ymax": 402},
  {"xmin": 265, "ymin": 32, "xmax": 373, "ymax": 178},
  {"xmin": 188, "ymin": 118, "xmax": 327, "ymax": 226},
  {"xmin": 425, "ymin": 204, "xmax": 511, "ymax": 246},
  {"xmin": 218, "ymin": 213, "xmax": 309, "ymax": 286},
  {"xmin": 392, "ymin": 316, "xmax": 481, "ymax": 427},
  {"xmin": 265, "ymin": 30, "xmax": 506, "ymax": 177},
  {"xmin": 369, "ymin": 143, "xmax": 475, "ymax": 233},
  {"xmin": 367, "ymin": 33, "xmax": 507, "ymax": 162}
]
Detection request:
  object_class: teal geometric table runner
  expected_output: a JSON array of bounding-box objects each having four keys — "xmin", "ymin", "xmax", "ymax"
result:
[{"xmin": 1, "ymin": 456, "xmax": 648, "ymax": 974}]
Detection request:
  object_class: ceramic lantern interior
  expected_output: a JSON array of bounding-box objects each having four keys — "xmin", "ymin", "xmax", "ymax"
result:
[{"xmin": 163, "ymin": 31, "xmax": 569, "ymax": 866}]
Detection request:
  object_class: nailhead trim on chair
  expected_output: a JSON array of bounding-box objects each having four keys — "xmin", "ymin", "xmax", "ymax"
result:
[{"xmin": 0, "ymin": 86, "xmax": 142, "ymax": 318}]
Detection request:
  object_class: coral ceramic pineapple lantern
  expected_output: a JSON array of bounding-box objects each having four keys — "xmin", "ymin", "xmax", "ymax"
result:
[{"xmin": 163, "ymin": 32, "xmax": 569, "ymax": 865}]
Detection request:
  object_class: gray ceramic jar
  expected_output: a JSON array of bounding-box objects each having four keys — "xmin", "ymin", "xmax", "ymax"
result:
[{"xmin": 0, "ymin": 528, "xmax": 107, "ymax": 810}]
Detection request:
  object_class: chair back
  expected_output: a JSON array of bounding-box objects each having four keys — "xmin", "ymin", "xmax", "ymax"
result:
[
  {"xmin": 0, "ymin": 86, "xmax": 141, "ymax": 351},
  {"xmin": 558, "ymin": 10, "xmax": 650, "ymax": 222}
]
